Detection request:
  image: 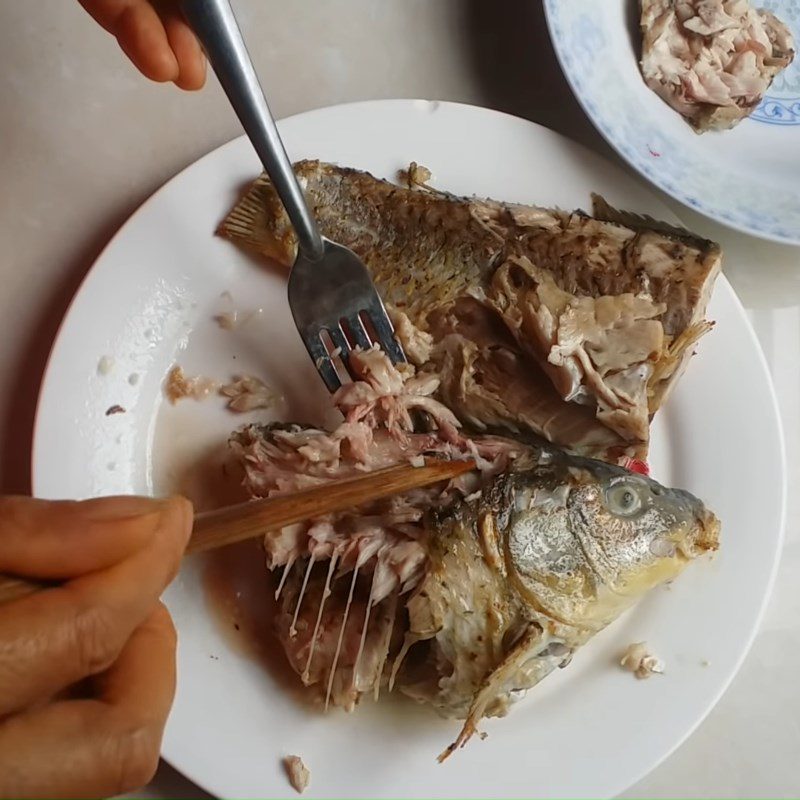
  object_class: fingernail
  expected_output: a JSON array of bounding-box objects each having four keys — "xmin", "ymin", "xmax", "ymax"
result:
[{"xmin": 79, "ymin": 495, "xmax": 167, "ymax": 522}]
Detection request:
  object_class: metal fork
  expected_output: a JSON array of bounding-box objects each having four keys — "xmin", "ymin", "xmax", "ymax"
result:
[{"xmin": 181, "ymin": 0, "xmax": 405, "ymax": 392}]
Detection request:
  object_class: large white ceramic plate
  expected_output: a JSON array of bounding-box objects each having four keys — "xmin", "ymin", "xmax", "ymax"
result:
[
  {"xmin": 544, "ymin": 0, "xmax": 800, "ymax": 245},
  {"xmin": 33, "ymin": 101, "xmax": 785, "ymax": 799}
]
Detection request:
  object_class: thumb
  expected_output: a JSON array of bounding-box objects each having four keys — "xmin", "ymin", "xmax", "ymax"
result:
[{"xmin": 0, "ymin": 496, "xmax": 183, "ymax": 580}]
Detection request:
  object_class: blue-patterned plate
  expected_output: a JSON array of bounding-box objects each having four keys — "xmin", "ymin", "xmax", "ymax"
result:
[{"xmin": 544, "ymin": 0, "xmax": 800, "ymax": 244}]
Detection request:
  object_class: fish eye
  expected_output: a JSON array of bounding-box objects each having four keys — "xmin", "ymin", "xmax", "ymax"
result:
[{"xmin": 605, "ymin": 483, "xmax": 643, "ymax": 517}]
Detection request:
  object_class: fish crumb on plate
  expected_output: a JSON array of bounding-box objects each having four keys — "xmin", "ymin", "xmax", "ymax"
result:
[
  {"xmin": 214, "ymin": 310, "xmax": 241, "ymax": 330},
  {"xmin": 283, "ymin": 755, "xmax": 310, "ymax": 794},
  {"xmin": 620, "ymin": 642, "xmax": 665, "ymax": 679},
  {"xmin": 640, "ymin": 0, "xmax": 795, "ymax": 132},
  {"xmin": 214, "ymin": 308, "xmax": 264, "ymax": 330},
  {"xmin": 165, "ymin": 365, "xmax": 220, "ymax": 403},
  {"xmin": 214, "ymin": 289, "xmax": 264, "ymax": 330},
  {"xmin": 220, "ymin": 375, "xmax": 277, "ymax": 412},
  {"xmin": 165, "ymin": 365, "xmax": 276, "ymax": 412}
]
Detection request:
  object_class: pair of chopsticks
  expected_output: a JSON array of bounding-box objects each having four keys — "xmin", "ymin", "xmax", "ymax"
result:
[{"xmin": 0, "ymin": 459, "xmax": 474, "ymax": 606}]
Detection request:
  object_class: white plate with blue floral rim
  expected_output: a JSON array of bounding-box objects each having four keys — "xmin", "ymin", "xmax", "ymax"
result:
[
  {"xmin": 32, "ymin": 101, "xmax": 785, "ymax": 798},
  {"xmin": 544, "ymin": 0, "xmax": 800, "ymax": 245}
]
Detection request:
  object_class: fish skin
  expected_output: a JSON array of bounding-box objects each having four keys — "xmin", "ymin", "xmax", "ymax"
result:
[
  {"xmin": 220, "ymin": 160, "xmax": 720, "ymax": 337},
  {"xmin": 219, "ymin": 161, "xmax": 721, "ymax": 459}
]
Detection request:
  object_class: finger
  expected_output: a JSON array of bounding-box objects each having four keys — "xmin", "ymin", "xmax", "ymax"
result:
[
  {"xmin": 97, "ymin": 601, "xmax": 177, "ymax": 719},
  {"xmin": 79, "ymin": 0, "xmax": 179, "ymax": 83},
  {"xmin": 78, "ymin": 0, "xmax": 147, "ymax": 30},
  {"xmin": 0, "ymin": 496, "xmax": 165, "ymax": 579},
  {"xmin": 0, "ymin": 604, "xmax": 177, "ymax": 800},
  {"xmin": 159, "ymin": 5, "xmax": 207, "ymax": 90},
  {"xmin": 0, "ymin": 497, "xmax": 191, "ymax": 716}
]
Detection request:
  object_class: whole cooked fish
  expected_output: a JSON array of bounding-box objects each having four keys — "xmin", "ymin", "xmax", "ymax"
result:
[
  {"xmin": 641, "ymin": 0, "xmax": 795, "ymax": 132},
  {"xmin": 231, "ymin": 349, "xmax": 719, "ymax": 757},
  {"xmin": 220, "ymin": 161, "xmax": 722, "ymax": 461}
]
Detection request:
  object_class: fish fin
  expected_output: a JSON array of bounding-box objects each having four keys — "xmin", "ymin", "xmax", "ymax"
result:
[
  {"xmin": 647, "ymin": 320, "xmax": 714, "ymax": 410},
  {"xmin": 397, "ymin": 162, "xmax": 437, "ymax": 192},
  {"xmin": 438, "ymin": 625, "xmax": 542, "ymax": 763},
  {"xmin": 591, "ymin": 194, "xmax": 720, "ymax": 253},
  {"xmin": 217, "ymin": 174, "xmax": 297, "ymax": 265}
]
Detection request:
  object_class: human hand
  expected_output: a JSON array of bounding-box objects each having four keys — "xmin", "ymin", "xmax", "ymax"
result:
[
  {"xmin": 0, "ymin": 495, "xmax": 193, "ymax": 799},
  {"xmin": 78, "ymin": 0, "xmax": 206, "ymax": 90}
]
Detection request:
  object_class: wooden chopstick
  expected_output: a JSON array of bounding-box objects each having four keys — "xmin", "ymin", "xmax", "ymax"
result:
[{"xmin": 0, "ymin": 458, "xmax": 475, "ymax": 606}]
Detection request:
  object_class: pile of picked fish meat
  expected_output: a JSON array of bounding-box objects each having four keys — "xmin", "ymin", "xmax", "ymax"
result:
[{"xmin": 641, "ymin": 0, "xmax": 795, "ymax": 131}]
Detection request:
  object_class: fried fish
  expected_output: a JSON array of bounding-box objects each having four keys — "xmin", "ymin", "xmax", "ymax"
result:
[{"xmin": 220, "ymin": 161, "xmax": 721, "ymax": 461}]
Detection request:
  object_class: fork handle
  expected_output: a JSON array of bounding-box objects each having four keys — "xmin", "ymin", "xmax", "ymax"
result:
[{"xmin": 181, "ymin": 0, "xmax": 325, "ymax": 262}]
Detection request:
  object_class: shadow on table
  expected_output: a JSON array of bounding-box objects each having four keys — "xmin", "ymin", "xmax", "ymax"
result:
[{"xmin": 460, "ymin": 0, "xmax": 611, "ymax": 155}]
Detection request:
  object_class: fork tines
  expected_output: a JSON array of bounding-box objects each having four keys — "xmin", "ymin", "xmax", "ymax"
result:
[
  {"xmin": 302, "ymin": 305, "xmax": 406, "ymax": 393},
  {"xmin": 288, "ymin": 240, "xmax": 406, "ymax": 393}
]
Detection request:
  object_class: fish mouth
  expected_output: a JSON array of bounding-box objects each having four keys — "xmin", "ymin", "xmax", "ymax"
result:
[
  {"xmin": 671, "ymin": 488, "xmax": 720, "ymax": 555},
  {"xmin": 694, "ymin": 507, "xmax": 721, "ymax": 553}
]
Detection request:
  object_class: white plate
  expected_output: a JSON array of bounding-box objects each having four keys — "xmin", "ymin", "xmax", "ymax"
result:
[
  {"xmin": 544, "ymin": 0, "xmax": 800, "ymax": 245},
  {"xmin": 32, "ymin": 100, "xmax": 785, "ymax": 799}
]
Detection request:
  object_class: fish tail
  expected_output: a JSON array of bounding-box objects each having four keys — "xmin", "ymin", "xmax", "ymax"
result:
[{"xmin": 217, "ymin": 173, "xmax": 296, "ymax": 266}]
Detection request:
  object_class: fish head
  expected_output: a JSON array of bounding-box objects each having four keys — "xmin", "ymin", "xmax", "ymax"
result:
[
  {"xmin": 498, "ymin": 458, "xmax": 720, "ymax": 627},
  {"xmin": 564, "ymin": 458, "xmax": 720, "ymax": 587}
]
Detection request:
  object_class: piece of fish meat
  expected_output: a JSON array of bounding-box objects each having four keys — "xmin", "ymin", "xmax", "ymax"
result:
[
  {"xmin": 164, "ymin": 365, "xmax": 220, "ymax": 403},
  {"xmin": 230, "ymin": 349, "xmax": 719, "ymax": 758},
  {"xmin": 620, "ymin": 642, "xmax": 665, "ymax": 679},
  {"xmin": 283, "ymin": 755, "xmax": 310, "ymax": 794},
  {"xmin": 641, "ymin": 0, "xmax": 795, "ymax": 131},
  {"xmin": 220, "ymin": 161, "xmax": 721, "ymax": 461},
  {"xmin": 220, "ymin": 374, "xmax": 277, "ymax": 412}
]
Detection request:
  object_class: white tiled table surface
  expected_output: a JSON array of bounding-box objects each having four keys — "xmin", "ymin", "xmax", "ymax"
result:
[{"xmin": 0, "ymin": 2, "xmax": 797, "ymax": 797}]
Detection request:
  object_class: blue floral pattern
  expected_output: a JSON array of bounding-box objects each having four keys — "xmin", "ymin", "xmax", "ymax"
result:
[
  {"xmin": 544, "ymin": 0, "xmax": 800, "ymax": 243},
  {"xmin": 751, "ymin": 97, "xmax": 800, "ymax": 124},
  {"xmin": 756, "ymin": 0, "xmax": 800, "ymax": 124}
]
